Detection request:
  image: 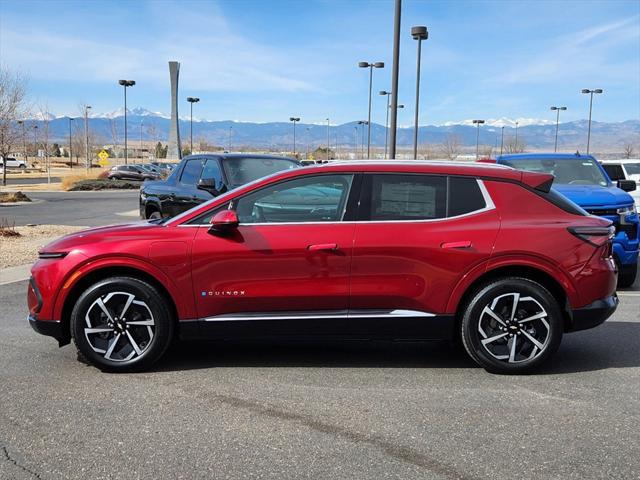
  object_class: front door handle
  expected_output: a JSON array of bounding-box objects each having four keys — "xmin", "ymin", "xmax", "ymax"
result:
[
  {"xmin": 441, "ymin": 240, "xmax": 472, "ymax": 249},
  {"xmin": 307, "ymin": 243, "xmax": 338, "ymax": 252}
]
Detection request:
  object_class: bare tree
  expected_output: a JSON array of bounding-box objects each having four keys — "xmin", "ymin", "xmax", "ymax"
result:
[
  {"xmin": 480, "ymin": 145, "xmax": 494, "ymax": 158},
  {"xmin": 440, "ymin": 134, "xmax": 461, "ymax": 160},
  {"xmin": 109, "ymin": 118, "xmax": 119, "ymax": 149},
  {"xmin": 623, "ymin": 144, "xmax": 634, "ymax": 159},
  {"xmin": 417, "ymin": 143, "xmax": 437, "ymax": 160},
  {"xmin": 505, "ymin": 136, "xmax": 526, "ymax": 154},
  {"xmin": 38, "ymin": 104, "xmax": 53, "ymax": 182},
  {"xmin": 0, "ymin": 67, "xmax": 28, "ymax": 186}
]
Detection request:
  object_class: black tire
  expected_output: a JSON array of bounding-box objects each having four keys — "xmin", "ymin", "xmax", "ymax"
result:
[
  {"xmin": 460, "ymin": 277, "xmax": 563, "ymax": 374},
  {"xmin": 617, "ymin": 262, "xmax": 637, "ymax": 288},
  {"xmin": 70, "ymin": 277, "xmax": 174, "ymax": 372},
  {"xmin": 147, "ymin": 209, "xmax": 162, "ymax": 220}
]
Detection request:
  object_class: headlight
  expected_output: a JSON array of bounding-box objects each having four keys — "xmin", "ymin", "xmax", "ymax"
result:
[{"xmin": 617, "ymin": 205, "xmax": 637, "ymax": 215}]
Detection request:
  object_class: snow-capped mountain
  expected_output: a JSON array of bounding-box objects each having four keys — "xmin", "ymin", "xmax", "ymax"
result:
[{"xmin": 443, "ymin": 118, "xmax": 555, "ymax": 128}]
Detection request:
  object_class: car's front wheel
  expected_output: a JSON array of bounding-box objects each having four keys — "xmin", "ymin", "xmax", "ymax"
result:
[
  {"xmin": 460, "ymin": 277, "xmax": 563, "ymax": 374},
  {"xmin": 71, "ymin": 277, "xmax": 174, "ymax": 372}
]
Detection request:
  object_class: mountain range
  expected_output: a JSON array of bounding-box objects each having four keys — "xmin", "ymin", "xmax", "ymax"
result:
[{"xmin": 25, "ymin": 108, "xmax": 639, "ymax": 153}]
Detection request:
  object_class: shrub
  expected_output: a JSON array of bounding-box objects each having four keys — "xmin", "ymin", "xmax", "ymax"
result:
[
  {"xmin": 67, "ymin": 179, "xmax": 140, "ymax": 191},
  {"xmin": 0, "ymin": 191, "xmax": 31, "ymax": 203}
]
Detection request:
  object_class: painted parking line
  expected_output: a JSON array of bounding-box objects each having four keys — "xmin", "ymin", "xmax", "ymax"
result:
[{"xmin": 618, "ymin": 292, "xmax": 640, "ymax": 297}]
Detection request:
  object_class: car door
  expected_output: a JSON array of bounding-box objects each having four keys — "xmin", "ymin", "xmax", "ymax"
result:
[
  {"xmin": 349, "ymin": 173, "xmax": 499, "ymax": 337},
  {"xmin": 174, "ymin": 158, "xmax": 205, "ymax": 213},
  {"xmin": 190, "ymin": 173, "xmax": 357, "ymax": 336}
]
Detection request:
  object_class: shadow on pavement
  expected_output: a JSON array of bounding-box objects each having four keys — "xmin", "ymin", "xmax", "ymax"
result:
[{"xmin": 153, "ymin": 321, "xmax": 640, "ymax": 374}]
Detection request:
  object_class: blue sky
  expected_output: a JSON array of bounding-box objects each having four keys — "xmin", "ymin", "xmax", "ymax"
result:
[{"xmin": 1, "ymin": 0, "xmax": 639, "ymax": 125}]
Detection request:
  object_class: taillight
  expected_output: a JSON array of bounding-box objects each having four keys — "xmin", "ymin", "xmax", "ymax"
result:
[{"xmin": 567, "ymin": 225, "xmax": 615, "ymax": 247}]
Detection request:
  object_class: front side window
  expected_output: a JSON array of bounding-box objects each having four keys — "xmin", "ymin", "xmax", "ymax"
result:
[
  {"xmin": 235, "ymin": 174, "xmax": 353, "ymax": 224},
  {"xmin": 200, "ymin": 159, "xmax": 224, "ymax": 192},
  {"xmin": 180, "ymin": 159, "xmax": 204, "ymax": 185},
  {"xmin": 222, "ymin": 157, "xmax": 299, "ymax": 189},
  {"xmin": 363, "ymin": 174, "xmax": 447, "ymax": 221}
]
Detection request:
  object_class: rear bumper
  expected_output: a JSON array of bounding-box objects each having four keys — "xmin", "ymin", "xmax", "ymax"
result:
[
  {"xmin": 28, "ymin": 314, "xmax": 69, "ymax": 346},
  {"xmin": 568, "ymin": 295, "xmax": 618, "ymax": 332}
]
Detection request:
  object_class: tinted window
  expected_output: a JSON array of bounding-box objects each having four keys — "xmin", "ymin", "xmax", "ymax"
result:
[
  {"xmin": 364, "ymin": 174, "xmax": 446, "ymax": 221},
  {"xmin": 222, "ymin": 157, "xmax": 298, "ymax": 188},
  {"xmin": 448, "ymin": 177, "xmax": 486, "ymax": 217},
  {"xmin": 602, "ymin": 164, "xmax": 625, "ymax": 180},
  {"xmin": 625, "ymin": 163, "xmax": 640, "ymax": 175},
  {"xmin": 180, "ymin": 159, "xmax": 203, "ymax": 185},
  {"xmin": 501, "ymin": 157, "xmax": 608, "ymax": 186},
  {"xmin": 235, "ymin": 174, "xmax": 353, "ymax": 224},
  {"xmin": 201, "ymin": 159, "xmax": 224, "ymax": 191}
]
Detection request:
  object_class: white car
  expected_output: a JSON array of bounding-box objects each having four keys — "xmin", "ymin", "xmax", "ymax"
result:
[
  {"xmin": 0, "ymin": 156, "xmax": 27, "ymax": 170},
  {"xmin": 601, "ymin": 159, "xmax": 640, "ymax": 203}
]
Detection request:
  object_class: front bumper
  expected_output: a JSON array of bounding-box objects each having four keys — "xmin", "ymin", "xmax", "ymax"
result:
[
  {"xmin": 28, "ymin": 314, "xmax": 69, "ymax": 346},
  {"xmin": 568, "ymin": 295, "xmax": 618, "ymax": 332}
]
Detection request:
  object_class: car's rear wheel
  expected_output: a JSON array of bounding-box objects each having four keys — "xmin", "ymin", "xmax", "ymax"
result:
[
  {"xmin": 71, "ymin": 277, "xmax": 174, "ymax": 372},
  {"xmin": 460, "ymin": 277, "xmax": 563, "ymax": 374},
  {"xmin": 617, "ymin": 261, "xmax": 637, "ymax": 288}
]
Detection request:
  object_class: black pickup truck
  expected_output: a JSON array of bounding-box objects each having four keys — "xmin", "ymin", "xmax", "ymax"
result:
[{"xmin": 139, "ymin": 153, "xmax": 299, "ymax": 219}]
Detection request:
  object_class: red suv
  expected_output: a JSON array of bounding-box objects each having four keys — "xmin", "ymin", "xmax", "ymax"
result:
[{"xmin": 28, "ymin": 162, "xmax": 618, "ymax": 373}]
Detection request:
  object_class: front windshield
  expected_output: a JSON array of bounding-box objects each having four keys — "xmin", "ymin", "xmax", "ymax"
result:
[
  {"xmin": 502, "ymin": 157, "xmax": 609, "ymax": 186},
  {"xmin": 222, "ymin": 157, "xmax": 298, "ymax": 188},
  {"xmin": 625, "ymin": 163, "xmax": 640, "ymax": 175}
]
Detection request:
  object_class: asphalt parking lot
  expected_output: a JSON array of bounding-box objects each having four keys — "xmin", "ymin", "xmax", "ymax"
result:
[{"xmin": 1, "ymin": 190, "xmax": 639, "ymax": 479}]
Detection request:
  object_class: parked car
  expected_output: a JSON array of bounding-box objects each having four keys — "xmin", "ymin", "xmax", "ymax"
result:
[
  {"xmin": 29, "ymin": 161, "xmax": 617, "ymax": 373},
  {"xmin": 600, "ymin": 159, "xmax": 640, "ymax": 204},
  {"xmin": 135, "ymin": 163, "xmax": 162, "ymax": 175},
  {"xmin": 139, "ymin": 153, "xmax": 299, "ymax": 219},
  {"xmin": 107, "ymin": 165, "xmax": 160, "ymax": 181},
  {"xmin": 497, "ymin": 153, "xmax": 638, "ymax": 287},
  {"xmin": 0, "ymin": 156, "xmax": 27, "ymax": 170}
]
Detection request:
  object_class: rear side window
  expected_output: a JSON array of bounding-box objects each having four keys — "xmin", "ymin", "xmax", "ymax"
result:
[
  {"xmin": 363, "ymin": 174, "xmax": 447, "ymax": 221},
  {"xmin": 180, "ymin": 159, "xmax": 203, "ymax": 185},
  {"xmin": 602, "ymin": 164, "xmax": 625, "ymax": 180},
  {"xmin": 448, "ymin": 177, "xmax": 486, "ymax": 217}
]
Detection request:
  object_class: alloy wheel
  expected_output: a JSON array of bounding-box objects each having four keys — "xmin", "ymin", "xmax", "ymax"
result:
[
  {"xmin": 478, "ymin": 292, "xmax": 550, "ymax": 363},
  {"xmin": 83, "ymin": 291, "xmax": 155, "ymax": 362}
]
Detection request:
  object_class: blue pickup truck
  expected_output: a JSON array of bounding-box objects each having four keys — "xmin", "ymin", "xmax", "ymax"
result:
[{"xmin": 497, "ymin": 153, "xmax": 639, "ymax": 287}]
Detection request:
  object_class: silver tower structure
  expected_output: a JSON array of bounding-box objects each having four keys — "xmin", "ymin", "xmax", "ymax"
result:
[{"xmin": 167, "ymin": 61, "xmax": 182, "ymax": 159}]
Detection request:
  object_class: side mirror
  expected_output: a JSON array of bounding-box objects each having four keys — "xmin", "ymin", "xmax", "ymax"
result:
[
  {"xmin": 209, "ymin": 210, "xmax": 239, "ymax": 233},
  {"xmin": 617, "ymin": 179, "xmax": 637, "ymax": 192},
  {"xmin": 198, "ymin": 178, "xmax": 220, "ymax": 196}
]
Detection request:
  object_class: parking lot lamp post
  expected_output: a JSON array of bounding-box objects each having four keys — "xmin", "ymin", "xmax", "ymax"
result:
[
  {"xmin": 473, "ymin": 119, "xmax": 485, "ymax": 160},
  {"xmin": 139, "ymin": 120, "xmax": 144, "ymax": 160},
  {"xmin": 32, "ymin": 124, "xmax": 38, "ymax": 161},
  {"xmin": 17, "ymin": 120, "xmax": 27, "ymax": 166},
  {"xmin": 358, "ymin": 61, "xmax": 384, "ymax": 158},
  {"xmin": 411, "ymin": 26, "xmax": 428, "ymax": 160},
  {"xmin": 228, "ymin": 126, "xmax": 233, "ymax": 151},
  {"xmin": 581, "ymin": 89, "xmax": 603, "ymax": 154},
  {"xmin": 68, "ymin": 117, "xmax": 74, "ymax": 168},
  {"xmin": 289, "ymin": 117, "xmax": 300, "ymax": 155},
  {"xmin": 84, "ymin": 106, "xmax": 91, "ymax": 172},
  {"xmin": 380, "ymin": 91, "xmax": 392, "ymax": 158},
  {"xmin": 550, "ymin": 106, "xmax": 567, "ymax": 153},
  {"xmin": 118, "ymin": 80, "xmax": 135, "ymax": 164},
  {"xmin": 514, "ymin": 121, "xmax": 519, "ymax": 149},
  {"xmin": 500, "ymin": 126, "xmax": 504, "ymax": 156},
  {"xmin": 326, "ymin": 118, "xmax": 330, "ymax": 160},
  {"xmin": 186, "ymin": 97, "xmax": 200, "ymax": 153}
]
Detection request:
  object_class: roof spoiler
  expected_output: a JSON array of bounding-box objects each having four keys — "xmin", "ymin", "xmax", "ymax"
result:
[{"xmin": 520, "ymin": 171, "xmax": 554, "ymax": 193}]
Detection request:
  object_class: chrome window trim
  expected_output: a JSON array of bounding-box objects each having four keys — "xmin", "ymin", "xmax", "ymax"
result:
[
  {"xmin": 203, "ymin": 309, "xmax": 434, "ymax": 322},
  {"xmin": 177, "ymin": 178, "xmax": 495, "ymax": 227}
]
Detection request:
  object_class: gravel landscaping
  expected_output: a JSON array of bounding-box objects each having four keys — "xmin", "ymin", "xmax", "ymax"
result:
[{"xmin": 0, "ymin": 224, "xmax": 86, "ymax": 268}]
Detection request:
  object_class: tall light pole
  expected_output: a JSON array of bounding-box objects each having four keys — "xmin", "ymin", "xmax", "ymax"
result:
[
  {"xmin": 326, "ymin": 118, "xmax": 330, "ymax": 161},
  {"xmin": 500, "ymin": 126, "xmax": 505, "ymax": 156},
  {"xmin": 389, "ymin": 0, "xmax": 402, "ymax": 159},
  {"xmin": 514, "ymin": 121, "xmax": 519, "ymax": 152},
  {"xmin": 550, "ymin": 106, "xmax": 567, "ymax": 153},
  {"xmin": 68, "ymin": 117, "xmax": 74, "ymax": 168},
  {"xmin": 473, "ymin": 119, "xmax": 485, "ymax": 160},
  {"xmin": 305, "ymin": 127, "xmax": 310, "ymax": 159},
  {"xmin": 581, "ymin": 88, "xmax": 603, "ymax": 154},
  {"xmin": 380, "ymin": 90, "xmax": 392, "ymax": 159},
  {"xmin": 84, "ymin": 105, "xmax": 91, "ymax": 172},
  {"xmin": 186, "ymin": 97, "xmax": 200, "ymax": 153},
  {"xmin": 353, "ymin": 125, "xmax": 358, "ymax": 159},
  {"xmin": 411, "ymin": 26, "xmax": 428, "ymax": 160},
  {"xmin": 289, "ymin": 117, "xmax": 300, "ymax": 155},
  {"xmin": 357, "ymin": 120, "xmax": 368, "ymax": 159},
  {"xmin": 228, "ymin": 126, "xmax": 233, "ymax": 151},
  {"xmin": 358, "ymin": 61, "xmax": 384, "ymax": 158},
  {"xmin": 32, "ymin": 124, "xmax": 38, "ymax": 159},
  {"xmin": 118, "ymin": 79, "xmax": 135, "ymax": 164},
  {"xmin": 17, "ymin": 120, "xmax": 26, "ymax": 166},
  {"xmin": 139, "ymin": 120, "xmax": 144, "ymax": 160}
]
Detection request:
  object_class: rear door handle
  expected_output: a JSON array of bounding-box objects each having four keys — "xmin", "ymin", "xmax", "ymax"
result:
[
  {"xmin": 441, "ymin": 240, "xmax": 472, "ymax": 249},
  {"xmin": 307, "ymin": 243, "xmax": 338, "ymax": 251}
]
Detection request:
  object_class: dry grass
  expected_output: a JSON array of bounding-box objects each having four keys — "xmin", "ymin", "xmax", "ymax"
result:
[
  {"xmin": 0, "ymin": 191, "xmax": 31, "ymax": 203},
  {"xmin": 0, "ymin": 218, "xmax": 20, "ymax": 237},
  {"xmin": 61, "ymin": 171, "xmax": 102, "ymax": 190}
]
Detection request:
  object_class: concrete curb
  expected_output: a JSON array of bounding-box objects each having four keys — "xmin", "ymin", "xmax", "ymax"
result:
[{"xmin": 0, "ymin": 264, "xmax": 32, "ymax": 286}]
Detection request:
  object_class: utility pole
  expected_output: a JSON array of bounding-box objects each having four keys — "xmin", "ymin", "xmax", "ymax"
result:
[
  {"xmin": 326, "ymin": 118, "xmax": 330, "ymax": 161},
  {"xmin": 500, "ymin": 126, "xmax": 504, "ymax": 156},
  {"xmin": 411, "ymin": 26, "xmax": 428, "ymax": 160},
  {"xmin": 84, "ymin": 105, "xmax": 91, "ymax": 172},
  {"xmin": 388, "ymin": 0, "xmax": 402, "ymax": 159},
  {"xmin": 68, "ymin": 117, "xmax": 74, "ymax": 168}
]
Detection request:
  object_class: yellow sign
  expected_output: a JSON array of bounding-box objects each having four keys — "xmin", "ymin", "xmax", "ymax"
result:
[{"xmin": 97, "ymin": 149, "xmax": 109, "ymax": 166}]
